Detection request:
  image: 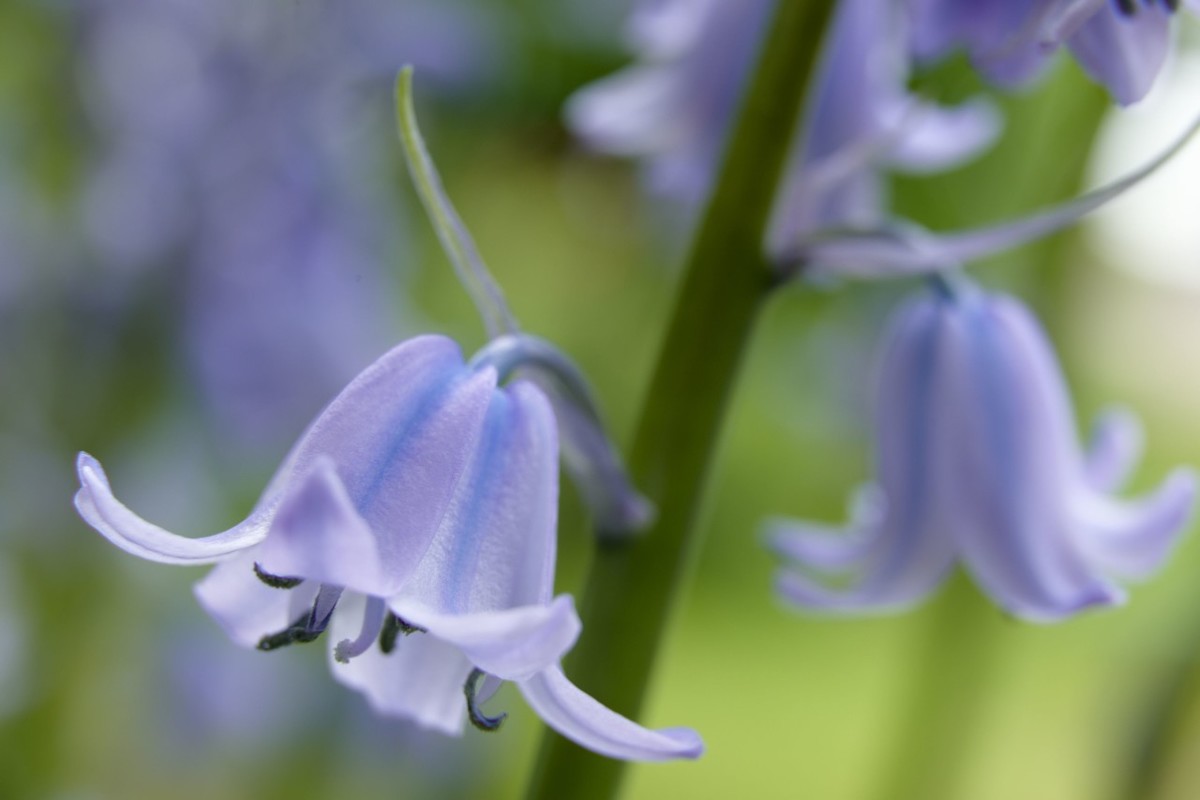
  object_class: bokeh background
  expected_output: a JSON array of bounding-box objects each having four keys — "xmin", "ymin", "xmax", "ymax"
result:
[{"xmin": 2, "ymin": 1, "xmax": 1200, "ymax": 798}]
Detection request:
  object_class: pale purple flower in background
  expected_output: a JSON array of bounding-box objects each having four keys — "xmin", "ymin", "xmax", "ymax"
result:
[
  {"xmin": 74, "ymin": 335, "xmax": 703, "ymax": 761},
  {"xmin": 73, "ymin": 0, "xmax": 509, "ymax": 446},
  {"xmin": 909, "ymin": 0, "xmax": 1196, "ymax": 105},
  {"xmin": 567, "ymin": 0, "xmax": 998, "ymax": 250},
  {"xmin": 767, "ymin": 283, "xmax": 1195, "ymax": 622}
]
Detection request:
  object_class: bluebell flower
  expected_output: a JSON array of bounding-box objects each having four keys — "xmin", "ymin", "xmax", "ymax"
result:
[
  {"xmin": 909, "ymin": 0, "xmax": 1197, "ymax": 105},
  {"xmin": 766, "ymin": 283, "xmax": 1195, "ymax": 622},
  {"xmin": 74, "ymin": 335, "xmax": 702, "ymax": 760},
  {"xmin": 567, "ymin": 0, "xmax": 998, "ymax": 248}
]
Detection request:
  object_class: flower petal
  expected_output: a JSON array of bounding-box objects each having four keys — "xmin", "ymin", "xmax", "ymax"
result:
[
  {"xmin": 470, "ymin": 334, "xmax": 653, "ymax": 535},
  {"xmin": 1076, "ymin": 467, "xmax": 1197, "ymax": 580},
  {"xmin": 193, "ymin": 552, "xmax": 301, "ymax": 648},
  {"xmin": 1084, "ymin": 409, "xmax": 1144, "ymax": 493},
  {"xmin": 329, "ymin": 594, "xmax": 472, "ymax": 735},
  {"xmin": 885, "ymin": 97, "xmax": 1002, "ymax": 174},
  {"xmin": 280, "ymin": 335, "xmax": 496, "ymax": 596},
  {"xmin": 391, "ymin": 595, "xmax": 581, "ymax": 683},
  {"xmin": 74, "ymin": 451, "xmax": 269, "ymax": 565},
  {"xmin": 394, "ymin": 380, "xmax": 560, "ymax": 613},
  {"xmin": 764, "ymin": 487, "xmax": 883, "ymax": 571},
  {"xmin": 517, "ymin": 665, "xmax": 704, "ymax": 762},
  {"xmin": 1067, "ymin": 5, "xmax": 1171, "ymax": 106},
  {"xmin": 254, "ymin": 458, "xmax": 387, "ymax": 596},
  {"xmin": 565, "ymin": 67, "xmax": 689, "ymax": 157},
  {"xmin": 941, "ymin": 294, "xmax": 1125, "ymax": 622}
]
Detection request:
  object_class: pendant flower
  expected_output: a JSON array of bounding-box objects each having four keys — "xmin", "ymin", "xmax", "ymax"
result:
[
  {"xmin": 75, "ymin": 334, "xmax": 702, "ymax": 761},
  {"xmin": 909, "ymin": 0, "xmax": 1197, "ymax": 104},
  {"xmin": 566, "ymin": 0, "xmax": 997, "ymax": 246},
  {"xmin": 767, "ymin": 283, "xmax": 1195, "ymax": 622}
]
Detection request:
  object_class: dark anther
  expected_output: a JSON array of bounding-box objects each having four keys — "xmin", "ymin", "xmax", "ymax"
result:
[
  {"xmin": 257, "ymin": 615, "xmax": 325, "ymax": 651},
  {"xmin": 378, "ymin": 612, "xmax": 426, "ymax": 654},
  {"xmin": 464, "ymin": 668, "xmax": 506, "ymax": 732},
  {"xmin": 1114, "ymin": 0, "xmax": 1138, "ymax": 15},
  {"xmin": 253, "ymin": 562, "xmax": 303, "ymax": 589},
  {"xmin": 257, "ymin": 586, "xmax": 341, "ymax": 651}
]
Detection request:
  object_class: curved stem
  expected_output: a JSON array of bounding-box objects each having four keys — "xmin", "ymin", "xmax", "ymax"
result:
[{"xmin": 524, "ymin": 2, "xmax": 837, "ymax": 798}]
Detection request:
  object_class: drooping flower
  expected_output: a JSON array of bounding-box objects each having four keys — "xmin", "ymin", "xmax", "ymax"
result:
[
  {"xmin": 909, "ymin": 0, "xmax": 1196, "ymax": 105},
  {"xmin": 75, "ymin": 334, "xmax": 702, "ymax": 761},
  {"xmin": 766, "ymin": 282, "xmax": 1195, "ymax": 622},
  {"xmin": 566, "ymin": 0, "xmax": 998, "ymax": 247}
]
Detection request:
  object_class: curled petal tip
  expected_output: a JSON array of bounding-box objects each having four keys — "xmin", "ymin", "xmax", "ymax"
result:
[
  {"xmin": 1085, "ymin": 408, "xmax": 1145, "ymax": 492},
  {"xmin": 1000, "ymin": 584, "xmax": 1128, "ymax": 625},
  {"xmin": 74, "ymin": 451, "xmax": 267, "ymax": 565},
  {"xmin": 518, "ymin": 665, "xmax": 704, "ymax": 762}
]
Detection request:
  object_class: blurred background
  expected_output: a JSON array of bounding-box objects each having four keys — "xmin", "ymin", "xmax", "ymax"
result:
[{"xmin": 2, "ymin": 1, "xmax": 1200, "ymax": 798}]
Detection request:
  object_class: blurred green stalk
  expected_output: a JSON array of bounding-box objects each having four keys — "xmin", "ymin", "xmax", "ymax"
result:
[
  {"xmin": 525, "ymin": 2, "xmax": 836, "ymax": 798},
  {"xmin": 1123, "ymin": 647, "xmax": 1200, "ymax": 800}
]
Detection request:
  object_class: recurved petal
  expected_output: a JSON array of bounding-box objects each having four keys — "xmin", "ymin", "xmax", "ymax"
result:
[
  {"xmin": 391, "ymin": 595, "xmax": 580, "ymax": 683},
  {"xmin": 1077, "ymin": 467, "xmax": 1197, "ymax": 580},
  {"xmin": 1068, "ymin": 5, "xmax": 1171, "ymax": 105},
  {"xmin": 74, "ymin": 451, "xmax": 269, "ymax": 565},
  {"xmin": 1084, "ymin": 409, "xmax": 1144, "ymax": 493},
  {"xmin": 764, "ymin": 486, "xmax": 883, "ymax": 571},
  {"xmin": 329, "ymin": 594, "xmax": 472, "ymax": 735},
  {"xmin": 886, "ymin": 97, "xmax": 1002, "ymax": 173},
  {"xmin": 517, "ymin": 665, "xmax": 704, "ymax": 762},
  {"xmin": 193, "ymin": 551, "xmax": 301, "ymax": 648},
  {"xmin": 254, "ymin": 458, "xmax": 387, "ymax": 596},
  {"xmin": 766, "ymin": 520, "xmax": 874, "ymax": 572},
  {"xmin": 773, "ymin": 547, "xmax": 953, "ymax": 614},
  {"xmin": 565, "ymin": 67, "xmax": 686, "ymax": 157}
]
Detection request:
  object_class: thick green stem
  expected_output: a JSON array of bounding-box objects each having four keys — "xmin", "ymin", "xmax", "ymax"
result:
[
  {"xmin": 1120, "ymin": 629, "xmax": 1200, "ymax": 800},
  {"xmin": 525, "ymin": 2, "xmax": 836, "ymax": 798}
]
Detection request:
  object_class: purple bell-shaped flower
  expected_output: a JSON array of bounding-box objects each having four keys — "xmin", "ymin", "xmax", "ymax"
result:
[
  {"xmin": 767, "ymin": 282, "xmax": 1195, "ymax": 622},
  {"xmin": 75, "ymin": 334, "xmax": 702, "ymax": 760}
]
